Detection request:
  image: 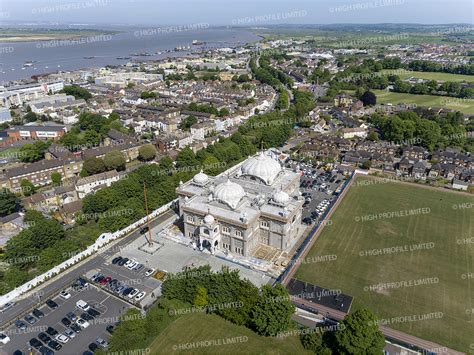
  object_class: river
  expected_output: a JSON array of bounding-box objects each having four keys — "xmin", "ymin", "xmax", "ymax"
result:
[{"xmin": 0, "ymin": 27, "xmax": 261, "ymax": 82}]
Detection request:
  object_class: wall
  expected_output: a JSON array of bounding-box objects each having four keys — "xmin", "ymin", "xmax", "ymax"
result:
[{"xmin": 0, "ymin": 199, "xmax": 176, "ymax": 307}]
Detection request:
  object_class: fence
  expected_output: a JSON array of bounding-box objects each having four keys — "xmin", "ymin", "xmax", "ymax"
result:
[{"xmin": 0, "ymin": 199, "xmax": 177, "ymax": 307}]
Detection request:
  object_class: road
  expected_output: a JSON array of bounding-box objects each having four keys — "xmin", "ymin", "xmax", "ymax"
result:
[
  {"xmin": 292, "ymin": 297, "xmax": 463, "ymax": 355},
  {"xmin": 0, "ymin": 209, "xmax": 177, "ymax": 329}
]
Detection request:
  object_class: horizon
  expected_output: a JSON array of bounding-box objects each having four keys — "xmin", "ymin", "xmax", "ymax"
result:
[{"xmin": 0, "ymin": 0, "xmax": 472, "ymax": 26}]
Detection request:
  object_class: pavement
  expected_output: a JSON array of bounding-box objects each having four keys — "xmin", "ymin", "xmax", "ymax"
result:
[
  {"xmin": 0, "ymin": 284, "xmax": 131, "ymax": 355},
  {"xmin": 0, "ymin": 209, "xmax": 177, "ymax": 355},
  {"xmin": 118, "ymin": 226, "xmax": 272, "ymax": 288}
]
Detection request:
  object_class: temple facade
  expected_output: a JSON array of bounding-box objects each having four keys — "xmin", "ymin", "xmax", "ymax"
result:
[{"xmin": 176, "ymin": 151, "xmax": 305, "ymax": 257}]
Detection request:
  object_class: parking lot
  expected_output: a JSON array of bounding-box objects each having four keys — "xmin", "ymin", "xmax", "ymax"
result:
[
  {"xmin": 85, "ymin": 253, "xmax": 163, "ymax": 309},
  {"xmin": 0, "ymin": 280, "xmax": 132, "ymax": 355},
  {"xmin": 285, "ymin": 160, "xmax": 348, "ymax": 226}
]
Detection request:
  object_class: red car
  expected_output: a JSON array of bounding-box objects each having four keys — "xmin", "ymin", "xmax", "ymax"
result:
[{"xmin": 99, "ymin": 277, "xmax": 111, "ymax": 285}]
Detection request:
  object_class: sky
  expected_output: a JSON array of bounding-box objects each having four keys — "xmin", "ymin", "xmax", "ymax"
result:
[{"xmin": 0, "ymin": 0, "xmax": 472, "ymax": 26}]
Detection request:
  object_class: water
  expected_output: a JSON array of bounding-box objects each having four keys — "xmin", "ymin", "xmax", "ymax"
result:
[{"xmin": 0, "ymin": 27, "xmax": 261, "ymax": 82}]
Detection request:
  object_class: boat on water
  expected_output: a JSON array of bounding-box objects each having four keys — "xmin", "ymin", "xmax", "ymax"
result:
[
  {"xmin": 23, "ymin": 61, "xmax": 36, "ymax": 67},
  {"xmin": 116, "ymin": 56, "xmax": 131, "ymax": 60},
  {"xmin": 83, "ymin": 56, "xmax": 96, "ymax": 59},
  {"xmin": 192, "ymin": 40, "xmax": 205, "ymax": 45}
]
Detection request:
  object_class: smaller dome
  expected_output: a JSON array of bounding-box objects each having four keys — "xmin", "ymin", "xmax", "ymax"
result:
[
  {"xmin": 204, "ymin": 214, "xmax": 215, "ymax": 224},
  {"xmin": 272, "ymin": 190, "xmax": 289, "ymax": 205},
  {"xmin": 193, "ymin": 170, "xmax": 209, "ymax": 184}
]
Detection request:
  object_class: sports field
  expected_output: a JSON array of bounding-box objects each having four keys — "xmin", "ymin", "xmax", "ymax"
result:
[
  {"xmin": 295, "ymin": 176, "xmax": 474, "ymax": 352},
  {"xmin": 381, "ymin": 69, "xmax": 474, "ymax": 83},
  {"xmin": 149, "ymin": 313, "xmax": 311, "ymax": 354},
  {"xmin": 372, "ymin": 89, "xmax": 474, "ymax": 115}
]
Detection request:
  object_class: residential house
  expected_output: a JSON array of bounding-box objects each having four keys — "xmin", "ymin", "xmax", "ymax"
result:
[{"xmin": 75, "ymin": 170, "xmax": 120, "ymax": 199}]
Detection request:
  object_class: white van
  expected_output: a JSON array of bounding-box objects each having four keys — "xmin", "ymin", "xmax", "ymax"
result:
[{"xmin": 76, "ymin": 300, "xmax": 90, "ymax": 311}]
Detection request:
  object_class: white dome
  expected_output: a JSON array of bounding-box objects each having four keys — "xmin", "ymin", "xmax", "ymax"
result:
[
  {"xmin": 204, "ymin": 214, "xmax": 215, "ymax": 224},
  {"xmin": 193, "ymin": 170, "xmax": 209, "ymax": 184},
  {"xmin": 272, "ymin": 190, "xmax": 289, "ymax": 205},
  {"xmin": 214, "ymin": 179, "xmax": 245, "ymax": 209},
  {"xmin": 241, "ymin": 152, "xmax": 282, "ymax": 185}
]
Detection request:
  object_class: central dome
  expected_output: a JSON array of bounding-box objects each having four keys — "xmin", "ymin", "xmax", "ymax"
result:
[
  {"xmin": 241, "ymin": 152, "xmax": 282, "ymax": 185},
  {"xmin": 213, "ymin": 179, "xmax": 245, "ymax": 209}
]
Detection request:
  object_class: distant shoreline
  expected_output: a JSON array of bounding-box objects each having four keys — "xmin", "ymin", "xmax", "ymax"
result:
[{"xmin": 0, "ymin": 30, "xmax": 117, "ymax": 43}]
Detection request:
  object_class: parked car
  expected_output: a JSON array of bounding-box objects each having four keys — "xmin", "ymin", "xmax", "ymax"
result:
[
  {"xmin": 61, "ymin": 317, "xmax": 71, "ymax": 327},
  {"xmin": 76, "ymin": 300, "xmax": 90, "ymax": 311},
  {"xmin": 46, "ymin": 327, "xmax": 58, "ymax": 336},
  {"xmin": 91, "ymin": 272, "xmax": 103, "ymax": 282},
  {"xmin": 99, "ymin": 276, "xmax": 111, "ymax": 285},
  {"xmin": 122, "ymin": 287, "xmax": 134, "ymax": 296},
  {"xmin": 81, "ymin": 312, "xmax": 94, "ymax": 321},
  {"xmin": 89, "ymin": 343, "xmax": 99, "ymax": 352},
  {"xmin": 135, "ymin": 292, "xmax": 146, "ymax": 301},
  {"xmin": 128, "ymin": 289, "xmax": 139, "ymax": 298},
  {"xmin": 55, "ymin": 334, "xmax": 69, "ymax": 344},
  {"xmin": 112, "ymin": 256, "xmax": 123, "ymax": 264},
  {"xmin": 12, "ymin": 351, "xmax": 22, "ymax": 355},
  {"xmin": 135, "ymin": 264, "xmax": 145, "ymax": 272},
  {"xmin": 46, "ymin": 299, "xmax": 58, "ymax": 310},
  {"xmin": 32, "ymin": 308, "xmax": 45, "ymax": 318},
  {"xmin": 96, "ymin": 337, "xmax": 109, "ymax": 348},
  {"xmin": 75, "ymin": 277, "xmax": 89, "ymax": 289},
  {"xmin": 66, "ymin": 312, "xmax": 77, "ymax": 321},
  {"xmin": 118, "ymin": 258, "xmax": 128, "ymax": 266},
  {"xmin": 87, "ymin": 308, "xmax": 101, "ymax": 318},
  {"xmin": 0, "ymin": 332, "xmax": 10, "ymax": 344},
  {"xmin": 39, "ymin": 346, "xmax": 54, "ymax": 355},
  {"xmin": 15, "ymin": 319, "xmax": 27, "ymax": 330},
  {"xmin": 48, "ymin": 340, "xmax": 62, "ymax": 350},
  {"xmin": 38, "ymin": 333, "xmax": 51, "ymax": 343},
  {"xmin": 29, "ymin": 338, "xmax": 43, "ymax": 350},
  {"xmin": 106, "ymin": 325, "xmax": 114, "ymax": 334},
  {"xmin": 24, "ymin": 314, "xmax": 37, "ymax": 324},
  {"xmin": 145, "ymin": 269, "xmax": 155, "ymax": 277},
  {"xmin": 64, "ymin": 328, "xmax": 76, "ymax": 339},
  {"xmin": 127, "ymin": 261, "xmax": 138, "ymax": 270},
  {"xmin": 70, "ymin": 323, "xmax": 82, "ymax": 333},
  {"xmin": 76, "ymin": 318, "xmax": 90, "ymax": 329},
  {"xmin": 59, "ymin": 290, "xmax": 71, "ymax": 300}
]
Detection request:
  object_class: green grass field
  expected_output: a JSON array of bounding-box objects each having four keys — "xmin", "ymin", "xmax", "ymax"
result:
[
  {"xmin": 149, "ymin": 313, "xmax": 311, "ymax": 355},
  {"xmin": 372, "ymin": 89, "xmax": 474, "ymax": 115},
  {"xmin": 381, "ymin": 69, "xmax": 474, "ymax": 83},
  {"xmin": 295, "ymin": 177, "xmax": 474, "ymax": 352}
]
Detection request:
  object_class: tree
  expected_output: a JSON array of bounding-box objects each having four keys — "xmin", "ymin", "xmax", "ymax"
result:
[
  {"xmin": 176, "ymin": 147, "xmax": 198, "ymax": 170},
  {"xmin": 360, "ymin": 91, "xmax": 377, "ymax": 106},
  {"xmin": 0, "ymin": 189, "xmax": 21, "ymax": 217},
  {"xmin": 250, "ymin": 284, "xmax": 295, "ymax": 336},
  {"xmin": 179, "ymin": 115, "xmax": 198, "ymax": 131},
  {"xmin": 367, "ymin": 131, "xmax": 379, "ymax": 141},
  {"xmin": 20, "ymin": 179, "xmax": 36, "ymax": 196},
  {"xmin": 51, "ymin": 172, "xmax": 62, "ymax": 186},
  {"xmin": 138, "ymin": 144, "xmax": 157, "ymax": 161},
  {"xmin": 83, "ymin": 157, "xmax": 106, "ymax": 175},
  {"xmin": 300, "ymin": 330, "xmax": 332, "ymax": 355},
  {"xmin": 158, "ymin": 156, "xmax": 174, "ymax": 175},
  {"xmin": 193, "ymin": 285, "xmax": 208, "ymax": 307},
  {"xmin": 19, "ymin": 141, "xmax": 51, "ymax": 163},
  {"xmin": 335, "ymin": 309, "xmax": 385, "ymax": 354},
  {"xmin": 23, "ymin": 111, "xmax": 38, "ymax": 122},
  {"xmin": 361, "ymin": 160, "xmax": 372, "ymax": 170},
  {"xmin": 62, "ymin": 85, "xmax": 92, "ymax": 100},
  {"xmin": 103, "ymin": 151, "xmax": 126, "ymax": 171},
  {"xmin": 202, "ymin": 155, "xmax": 222, "ymax": 176}
]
